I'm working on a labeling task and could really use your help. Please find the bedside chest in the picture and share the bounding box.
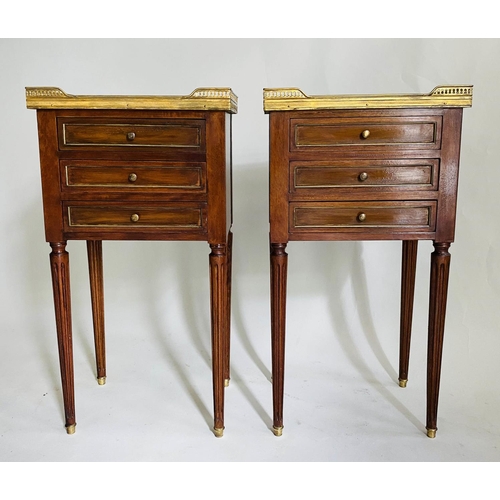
[264,86,472,438]
[26,87,237,437]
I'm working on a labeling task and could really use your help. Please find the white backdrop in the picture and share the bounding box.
[1,38,500,469]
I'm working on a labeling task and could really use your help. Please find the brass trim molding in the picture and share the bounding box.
[26,87,238,113]
[263,85,472,112]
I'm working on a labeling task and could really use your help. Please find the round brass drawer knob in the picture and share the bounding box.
[127,132,136,141]
[358,172,368,182]
[128,173,138,182]
[361,129,370,139]
[130,213,140,222]
[357,213,366,222]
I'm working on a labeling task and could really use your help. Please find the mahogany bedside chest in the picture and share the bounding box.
[26,87,237,437]
[264,85,472,438]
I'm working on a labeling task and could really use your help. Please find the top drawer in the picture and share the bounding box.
[57,117,205,152]
[290,116,442,151]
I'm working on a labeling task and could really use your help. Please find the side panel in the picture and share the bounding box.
[37,110,64,242]
[206,111,227,244]
[269,112,289,243]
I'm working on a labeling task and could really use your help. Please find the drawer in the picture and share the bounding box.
[290,159,439,193]
[58,118,205,151]
[61,160,206,193]
[290,116,442,151]
[289,201,436,233]
[64,203,207,231]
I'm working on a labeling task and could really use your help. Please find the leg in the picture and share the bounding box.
[49,242,76,434]
[270,242,288,436]
[87,240,106,385]
[399,240,418,388]
[209,243,227,437]
[224,230,233,387]
[426,242,451,438]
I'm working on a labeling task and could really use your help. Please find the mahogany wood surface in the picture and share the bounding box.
[87,240,106,383]
[268,104,467,438]
[399,240,418,386]
[289,112,442,151]
[224,230,233,384]
[49,242,75,432]
[426,242,451,435]
[290,159,439,193]
[62,122,203,149]
[62,161,206,193]
[209,243,228,434]
[65,204,206,230]
[270,243,288,434]
[57,115,206,152]
[33,106,233,436]
[289,201,436,233]
[292,119,438,149]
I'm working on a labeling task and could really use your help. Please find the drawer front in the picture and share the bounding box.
[58,118,205,151]
[290,201,436,233]
[65,203,206,231]
[61,160,206,192]
[290,159,439,193]
[290,116,442,151]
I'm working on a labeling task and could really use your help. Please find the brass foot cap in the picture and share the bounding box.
[66,424,76,435]
[213,427,224,438]
[398,379,408,388]
[224,378,230,388]
[97,376,106,386]
[272,426,283,437]
[426,428,437,438]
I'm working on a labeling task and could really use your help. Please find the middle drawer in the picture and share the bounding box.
[290,159,439,195]
[60,160,206,194]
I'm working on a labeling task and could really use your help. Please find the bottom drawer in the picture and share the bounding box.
[290,201,436,233]
[64,203,206,232]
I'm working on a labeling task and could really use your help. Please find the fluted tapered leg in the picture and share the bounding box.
[426,242,451,438]
[270,242,288,436]
[399,240,418,388]
[224,230,233,387]
[209,243,227,437]
[87,240,106,385]
[49,242,76,434]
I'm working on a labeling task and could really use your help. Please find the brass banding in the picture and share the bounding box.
[213,427,224,438]
[272,426,283,437]
[26,87,238,113]
[263,85,472,112]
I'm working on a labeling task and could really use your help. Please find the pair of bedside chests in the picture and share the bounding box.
[26,85,473,438]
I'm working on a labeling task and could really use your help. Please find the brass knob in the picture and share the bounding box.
[361,129,370,139]
[128,173,137,182]
[130,213,140,222]
[357,213,366,222]
[358,172,368,182]
[127,132,136,141]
